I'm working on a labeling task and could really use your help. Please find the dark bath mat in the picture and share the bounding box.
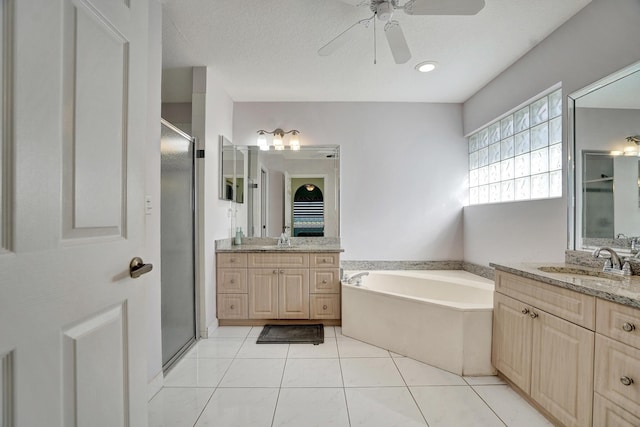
[256,324,324,345]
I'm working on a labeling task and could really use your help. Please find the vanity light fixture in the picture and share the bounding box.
[256,128,301,151]
[415,61,437,73]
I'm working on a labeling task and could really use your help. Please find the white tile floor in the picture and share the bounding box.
[148,326,553,427]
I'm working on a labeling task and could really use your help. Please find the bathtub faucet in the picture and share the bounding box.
[343,271,369,285]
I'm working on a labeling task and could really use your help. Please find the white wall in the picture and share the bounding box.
[195,68,234,334]
[233,102,467,261]
[462,0,640,266]
[145,0,163,384]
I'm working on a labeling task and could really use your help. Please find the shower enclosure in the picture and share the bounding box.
[160,119,197,370]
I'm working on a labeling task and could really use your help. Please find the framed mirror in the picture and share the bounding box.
[244,145,340,238]
[568,60,640,254]
[218,135,244,203]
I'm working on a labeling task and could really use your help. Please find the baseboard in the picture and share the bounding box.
[147,370,164,402]
[205,318,220,338]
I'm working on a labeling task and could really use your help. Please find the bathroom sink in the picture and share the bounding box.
[537,266,624,281]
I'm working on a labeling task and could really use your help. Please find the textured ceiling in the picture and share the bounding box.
[161,0,592,103]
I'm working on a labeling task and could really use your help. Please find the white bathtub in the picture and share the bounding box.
[341,270,495,376]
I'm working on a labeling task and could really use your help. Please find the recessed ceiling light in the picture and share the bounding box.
[415,61,437,73]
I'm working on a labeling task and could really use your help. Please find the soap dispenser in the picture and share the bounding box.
[234,227,242,245]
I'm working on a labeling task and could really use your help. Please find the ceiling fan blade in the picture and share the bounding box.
[384,21,411,64]
[318,17,372,56]
[404,0,485,15]
[334,0,370,6]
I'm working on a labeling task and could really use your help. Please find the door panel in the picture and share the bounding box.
[62,0,129,239]
[0,0,150,425]
[63,305,127,427]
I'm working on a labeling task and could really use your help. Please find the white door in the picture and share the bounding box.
[0,0,151,425]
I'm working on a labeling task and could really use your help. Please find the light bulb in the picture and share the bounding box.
[273,134,284,150]
[290,134,300,151]
[257,132,267,147]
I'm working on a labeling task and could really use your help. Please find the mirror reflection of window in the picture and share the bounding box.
[293,183,324,237]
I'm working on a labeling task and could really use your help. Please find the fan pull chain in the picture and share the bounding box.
[373,13,377,65]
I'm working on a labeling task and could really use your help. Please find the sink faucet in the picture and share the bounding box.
[593,247,630,276]
[343,271,369,285]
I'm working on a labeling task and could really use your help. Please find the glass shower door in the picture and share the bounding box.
[160,120,196,369]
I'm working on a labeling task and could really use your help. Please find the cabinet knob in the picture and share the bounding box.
[322,259,327,263]
[230,305,235,309]
[521,308,529,315]
[622,322,636,332]
[230,279,235,284]
[529,311,538,319]
[279,269,284,274]
[323,305,328,310]
[322,280,328,284]
[273,270,278,274]
[620,376,634,386]
[230,258,235,263]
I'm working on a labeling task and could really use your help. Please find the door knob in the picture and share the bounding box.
[130,257,153,278]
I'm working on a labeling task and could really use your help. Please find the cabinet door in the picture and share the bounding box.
[278,269,310,319]
[310,294,341,319]
[531,309,594,427]
[217,294,248,319]
[248,269,279,319]
[492,293,533,393]
[310,269,340,293]
[595,334,640,419]
[217,268,248,293]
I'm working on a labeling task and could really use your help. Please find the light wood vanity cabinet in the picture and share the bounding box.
[216,254,249,319]
[593,299,640,426]
[493,271,595,427]
[217,251,340,322]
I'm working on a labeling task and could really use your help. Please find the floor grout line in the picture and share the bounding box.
[153,327,549,427]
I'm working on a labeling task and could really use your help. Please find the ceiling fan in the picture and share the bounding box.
[318,0,485,64]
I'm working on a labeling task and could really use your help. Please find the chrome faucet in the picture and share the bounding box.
[343,271,369,285]
[616,234,640,254]
[593,247,631,276]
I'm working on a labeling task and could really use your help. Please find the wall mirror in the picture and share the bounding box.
[218,136,244,203]
[569,60,640,254]
[243,145,340,238]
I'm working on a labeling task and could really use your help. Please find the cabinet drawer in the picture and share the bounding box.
[309,253,339,268]
[217,268,248,293]
[217,294,248,319]
[310,294,340,319]
[597,299,640,349]
[217,253,248,268]
[248,253,309,268]
[310,269,340,293]
[595,334,640,418]
[593,393,640,427]
[495,271,595,330]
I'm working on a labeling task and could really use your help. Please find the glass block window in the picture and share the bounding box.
[468,88,562,205]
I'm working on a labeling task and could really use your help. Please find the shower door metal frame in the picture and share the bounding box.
[160,118,199,373]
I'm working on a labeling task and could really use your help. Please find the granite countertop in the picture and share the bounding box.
[491,262,640,309]
[215,237,343,253]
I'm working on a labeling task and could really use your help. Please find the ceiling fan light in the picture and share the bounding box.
[415,61,437,73]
